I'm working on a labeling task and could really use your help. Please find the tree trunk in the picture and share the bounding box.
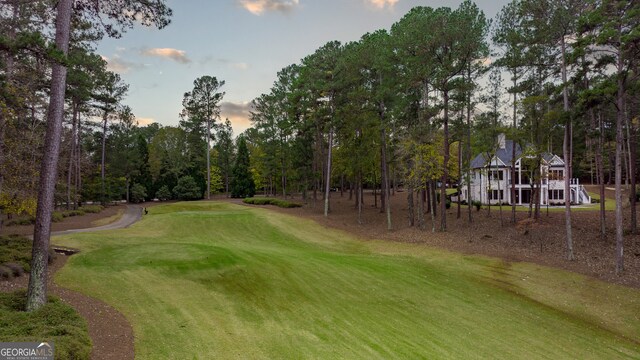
[27,0,73,311]
[408,182,415,227]
[67,102,78,210]
[101,112,108,205]
[599,116,606,240]
[418,189,426,230]
[511,74,518,224]
[357,175,363,225]
[441,90,450,231]
[429,182,436,233]
[206,118,211,200]
[425,180,431,214]
[324,127,333,217]
[380,123,391,230]
[627,108,637,234]
[457,142,461,219]
[466,64,473,223]
[561,37,574,261]
[615,54,625,274]
[497,168,503,227]
[75,118,82,208]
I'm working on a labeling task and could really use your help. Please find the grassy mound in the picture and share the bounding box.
[0,291,91,360]
[243,197,302,208]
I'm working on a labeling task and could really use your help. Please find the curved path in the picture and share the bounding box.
[52,204,142,236]
[50,205,142,360]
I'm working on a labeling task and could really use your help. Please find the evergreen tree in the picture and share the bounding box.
[231,136,255,198]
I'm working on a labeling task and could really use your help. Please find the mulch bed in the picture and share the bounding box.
[0,206,135,360]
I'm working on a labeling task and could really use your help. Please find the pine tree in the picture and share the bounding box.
[231,137,255,198]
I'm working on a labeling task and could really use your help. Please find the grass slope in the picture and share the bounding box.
[55,202,640,359]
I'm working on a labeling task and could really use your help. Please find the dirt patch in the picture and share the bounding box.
[239,189,640,289]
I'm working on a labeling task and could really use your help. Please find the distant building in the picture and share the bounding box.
[459,134,591,206]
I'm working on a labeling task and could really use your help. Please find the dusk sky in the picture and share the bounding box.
[97,0,510,135]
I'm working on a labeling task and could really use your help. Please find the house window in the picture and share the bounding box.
[489,170,504,180]
[549,170,564,180]
[489,190,503,200]
[548,189,565,200]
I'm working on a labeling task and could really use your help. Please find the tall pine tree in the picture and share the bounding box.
[231,136,255,198]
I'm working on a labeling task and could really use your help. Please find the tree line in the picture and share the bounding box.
[244,0,640,274]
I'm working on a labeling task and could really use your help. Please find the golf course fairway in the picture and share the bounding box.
[54,202,640,359]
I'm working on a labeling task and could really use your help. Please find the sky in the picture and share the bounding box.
[97,0,510,135]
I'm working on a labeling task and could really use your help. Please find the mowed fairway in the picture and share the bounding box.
[55,202,640,359]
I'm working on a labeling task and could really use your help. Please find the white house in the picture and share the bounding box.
[459,134,591,206]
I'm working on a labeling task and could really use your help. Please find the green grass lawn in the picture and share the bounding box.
[54,202,640,359]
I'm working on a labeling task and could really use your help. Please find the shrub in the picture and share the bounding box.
[243,198,303,208]
[173,176,202,201]
[51,212,64,222]
[0,236,32,272]
[5,217,35,226]
[3,263,24,277]
[0,265,12,280]
[61,209,86,218]
[156,185,172,201]
[80,205,103,213]
[0,235,56,273]
[445,199,451,209]
[130,183,147,203]
[472,200,482,211]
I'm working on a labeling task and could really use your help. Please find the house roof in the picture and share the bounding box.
[470,140,565,169]
[470,140,521,168]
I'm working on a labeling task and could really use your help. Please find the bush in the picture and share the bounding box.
[173,176,202,201]
[243,198,303,208]
[472,200,482,211]
[446,199,451,209]
[51,212,64,223]
[61,209,86,218]
[130,183,147,204]
[3,263,24,277]
[5,205,102,227]
[0,235,56,274]
[80,205,103,213]
[4,217,35,226]
[156,185,172,201]
[0,265,12,280]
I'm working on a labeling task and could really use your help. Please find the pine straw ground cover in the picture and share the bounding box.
[54,202,639,359]
[0,236,91,360]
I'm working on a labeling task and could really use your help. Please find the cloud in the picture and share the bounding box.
[220,101,252,134]
[230,62,249,70]
[137,117,156,126]
[238,0,300,15]
[101,55,142,74]
[200,57,250,71]
[140,48,191,64]
[366,0,398,9]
